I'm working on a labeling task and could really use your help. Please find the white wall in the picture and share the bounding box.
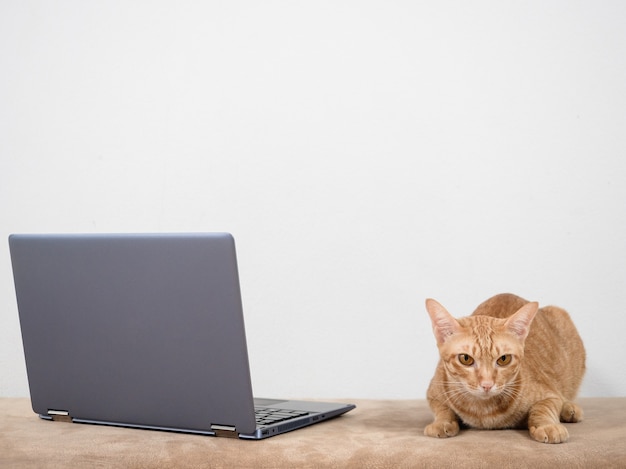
[2,1,625,399]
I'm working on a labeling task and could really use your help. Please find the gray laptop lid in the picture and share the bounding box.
[9,233,257,434]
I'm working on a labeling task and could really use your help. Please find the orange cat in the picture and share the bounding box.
[424,293,585,444]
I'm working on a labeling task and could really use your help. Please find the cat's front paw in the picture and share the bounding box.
[424,420,460,438]
[529,423,569,444]
[560,401,583,423]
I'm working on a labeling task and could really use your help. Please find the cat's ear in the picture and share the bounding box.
[425,298,461,344]
[504,302,539,341]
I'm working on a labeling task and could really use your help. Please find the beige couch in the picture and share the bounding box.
[1,397,624,468]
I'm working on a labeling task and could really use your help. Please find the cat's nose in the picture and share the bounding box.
[481,382,494,392]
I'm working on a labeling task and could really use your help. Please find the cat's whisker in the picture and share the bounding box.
[429,380,472,402]
[500,386,521,400]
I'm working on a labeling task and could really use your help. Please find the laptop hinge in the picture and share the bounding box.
[48,410,73,423]
[211,424,238,438]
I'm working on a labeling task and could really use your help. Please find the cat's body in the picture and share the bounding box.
[425,293,585,443]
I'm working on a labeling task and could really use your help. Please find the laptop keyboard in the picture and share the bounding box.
[255,407,309,427]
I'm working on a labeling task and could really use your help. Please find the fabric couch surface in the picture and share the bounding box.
[1,397,624,468]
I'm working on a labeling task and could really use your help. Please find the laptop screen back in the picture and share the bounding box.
[10,233,257,434]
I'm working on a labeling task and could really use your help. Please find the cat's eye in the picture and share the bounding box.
[458,354,474,366]
[496,354,512,366]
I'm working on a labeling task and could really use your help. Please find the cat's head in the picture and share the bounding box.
[425,298,538,400]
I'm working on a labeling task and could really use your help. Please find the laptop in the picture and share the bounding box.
[9,232,355,439]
